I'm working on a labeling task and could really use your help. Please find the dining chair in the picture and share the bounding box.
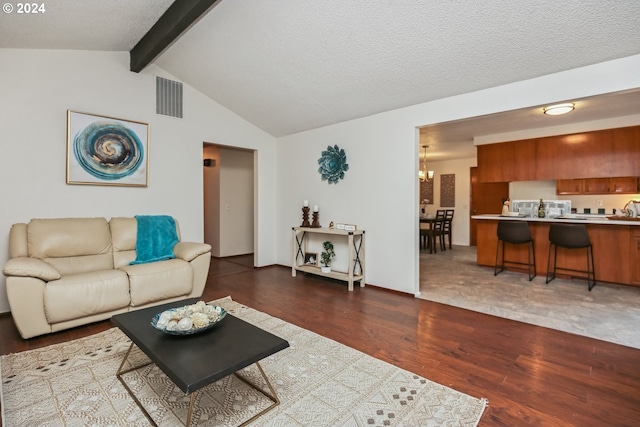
[443,209,454,250]
[419,216,432,251]
[424,210,446,253]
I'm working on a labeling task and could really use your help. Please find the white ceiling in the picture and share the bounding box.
[0,0,174,51]
[2,0,640,159]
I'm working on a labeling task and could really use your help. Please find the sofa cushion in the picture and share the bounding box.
[120,258,192,307]
[28,218,114,275]
[44,270,130,324]
[28,218,112,258]
[110,217,137,268]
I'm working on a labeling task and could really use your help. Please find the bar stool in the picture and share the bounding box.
[494,221,536,281]
[546,223,596,291]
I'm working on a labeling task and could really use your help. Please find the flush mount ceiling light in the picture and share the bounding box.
[543,102,575,116]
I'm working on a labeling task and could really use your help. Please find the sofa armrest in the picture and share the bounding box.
[173,242,212,262]
[6,276,51,339]
[3,257,61,281]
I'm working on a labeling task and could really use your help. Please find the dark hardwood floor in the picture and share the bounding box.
[2,255,639,426]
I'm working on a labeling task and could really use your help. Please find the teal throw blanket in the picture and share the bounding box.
[130,215,179,265]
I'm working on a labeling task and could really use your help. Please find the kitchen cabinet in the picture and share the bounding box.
[538,131,612,180]
[478,125,640,183]
[611,176,639,193]
[475,218,635,287]
[477,143,508,182]
[632,229,640,285]
[611,126,640,175]
[583,178,610,194]
[476,139,536,182]
[556,176,639,195]
[556,179,583,195]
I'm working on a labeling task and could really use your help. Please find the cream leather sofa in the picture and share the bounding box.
[2,217,212,339]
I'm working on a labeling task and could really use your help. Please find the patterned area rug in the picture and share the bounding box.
[1,297,487,426]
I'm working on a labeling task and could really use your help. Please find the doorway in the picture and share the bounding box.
[203,143,256,264]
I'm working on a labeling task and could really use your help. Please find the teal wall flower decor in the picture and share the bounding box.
[318,145,349,184]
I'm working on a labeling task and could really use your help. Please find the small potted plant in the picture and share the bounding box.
[320,240,335,273]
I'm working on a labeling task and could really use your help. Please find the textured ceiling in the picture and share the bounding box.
[155,0,640,136]
[0,0,174,51]
[2,0,640,158]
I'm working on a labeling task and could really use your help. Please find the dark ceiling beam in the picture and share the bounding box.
[130,0,223,73]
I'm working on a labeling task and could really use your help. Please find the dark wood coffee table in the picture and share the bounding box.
[111,298,289,427]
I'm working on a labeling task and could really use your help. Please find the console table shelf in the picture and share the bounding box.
[291,226,365,291]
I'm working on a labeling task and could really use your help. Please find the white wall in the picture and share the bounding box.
[276,54,640,296]
[0,49,277,313]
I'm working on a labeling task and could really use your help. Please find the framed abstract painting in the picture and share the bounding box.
[66,110,149,187]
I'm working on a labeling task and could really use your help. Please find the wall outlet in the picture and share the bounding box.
[596,200,603,207]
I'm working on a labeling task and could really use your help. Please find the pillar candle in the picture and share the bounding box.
[313,205,319,212]
[303,200,309,207]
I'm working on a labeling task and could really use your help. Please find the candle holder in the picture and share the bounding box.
[301,206,311,227]
[311,211,321,228]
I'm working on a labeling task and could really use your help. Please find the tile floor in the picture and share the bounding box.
[418,245,640,349]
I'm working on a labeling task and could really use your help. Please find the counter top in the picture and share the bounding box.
[471,214,640,226]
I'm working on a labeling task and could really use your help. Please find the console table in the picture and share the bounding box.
[291,226,365,291]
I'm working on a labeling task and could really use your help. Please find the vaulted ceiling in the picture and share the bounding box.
[2,0,640,159]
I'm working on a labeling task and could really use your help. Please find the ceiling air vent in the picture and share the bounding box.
[156,76,183,118]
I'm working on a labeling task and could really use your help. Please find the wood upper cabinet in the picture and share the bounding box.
[610,126,640,175]
[583,178,610,194]
[538,130,613,179]
[556,179,583,194]
[611,176,639,193]
[477,143,509,182]
[478,125,640,183]
[556,176,639,195]
[477,138,536,182]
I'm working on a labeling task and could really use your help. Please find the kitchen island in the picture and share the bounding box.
[472,214,640,287]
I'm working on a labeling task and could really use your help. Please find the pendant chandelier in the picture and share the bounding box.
[419,145,434,182]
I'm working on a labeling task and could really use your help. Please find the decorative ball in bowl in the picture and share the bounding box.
[151,301,226,335]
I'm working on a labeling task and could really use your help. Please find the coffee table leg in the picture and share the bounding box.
[234,362,280,426]
[185,393,197,427]
[117,346,278,427]
[116,343,159,426]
